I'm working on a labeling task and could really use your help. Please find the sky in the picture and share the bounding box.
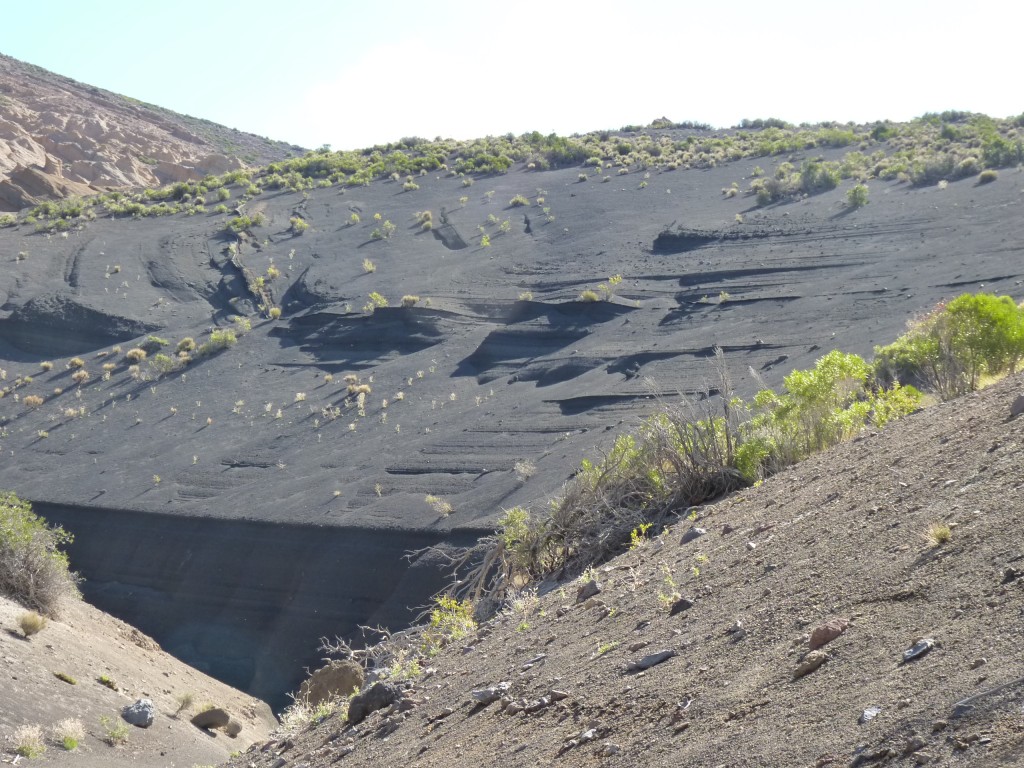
[3,0,1023,151]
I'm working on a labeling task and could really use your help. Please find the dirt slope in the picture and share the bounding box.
[0,593,277,766]
[225,373,1024,768]
[0,54,303,210]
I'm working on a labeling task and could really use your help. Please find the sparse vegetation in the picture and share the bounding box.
[173,691,195,717]
[19,610,48,637]
[54,671,77,684]
[100,715,130,746]
[13,724,45,757]
[1,492,78,615]
[926,522,952,546]
[978,169,998,184]
[51,718,85,751]
[847,183,869,208]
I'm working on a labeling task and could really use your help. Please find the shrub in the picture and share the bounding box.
[13,724,45,757]
[978,169,999,184]
[349,212,360,226]
[176,337,196,353]
[579,289,600,302]
[98,674,118,690]
[124,347,147,363]
[71,370,90,384]
[362,258,376,273]
[509,194,530,207]
[173,692,195,717]
[67,357,85,369]
[39,361,53,372]
[847,183,869,208]
[51,718,85,751]
[0,213,16,227]
[420,596,475,656]
[269,307,282,320]
[100,715,129,746]
[290,216,309,233]
[926,522,952,546]
[54,671,77,684]
[19,610,48,636]
[363,292,388,314]
[197,329,237,357]
[1,492,78,615]
[401,295,420,307]
[874,293,1024,399]
[23,395,44,408]
[148,353,178,375]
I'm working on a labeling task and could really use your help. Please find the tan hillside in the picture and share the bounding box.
[0,53,302,211]
[225,373,1024,768]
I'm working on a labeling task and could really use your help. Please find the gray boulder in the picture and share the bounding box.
[121,698,156,728]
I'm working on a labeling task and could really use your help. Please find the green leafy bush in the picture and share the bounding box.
[846,183,869,208]
[0,492,78,615]
[875,293,1024,399]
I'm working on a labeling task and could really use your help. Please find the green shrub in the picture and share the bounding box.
[197,329,237,357]
[19,610,48,636]
[0,214,16,227]
[13,724,45,757]
[578,289,600,302]
[290,216,309,233]
[978,169,999,184]
[509,194,530,207]
[1,492,78,615]
[420,596,476,655]
[875,292,1024,399]
[846,183,869,208]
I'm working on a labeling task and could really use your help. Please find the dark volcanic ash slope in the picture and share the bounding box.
[1,151,1023,707]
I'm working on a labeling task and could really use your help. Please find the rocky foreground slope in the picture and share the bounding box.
[226,373,1024,768]
[0,53,302,210]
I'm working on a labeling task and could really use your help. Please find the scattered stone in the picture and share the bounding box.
[626,649,676,672]
[1010,394,1024,418]
[299,660,365,706]
[191,707,231,730]
[859,706,882,724]
[524,696,552,713]
[793,650,828,680]
[904,736,927,755]
[347,682,400,725]
[669,597,694,616]
[727,620,744,634]
[576,580,602,603]
[902,638,936,663]
[628,640,650,652]
[121,698,156,728]
[471,682,511,705]
[746,542,757,551]
[970,657,987,670]
[549,689,569,702]
[932,720,947,732]
[582,597,606,610]
[681,527,707,544]
[809,618,850,650]
[224,719,243,737]
[433,707,454,720]
[721,524,734,535]
[1001,567,1022,584]
[914,752,933,765]
[521,653,547,670]
[599,743,622,756]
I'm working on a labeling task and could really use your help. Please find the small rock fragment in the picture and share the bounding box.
[347,682,400,725]
[471,682,511,705]
[576,580,601,603]
[721,524,734,535]
[681,527,707,544]
[627,640,650,653]
[793,650,828,680]
[970,657,987,670]
[669,597,694,616]
[902,638,936,663]
[626,649,676,672]
[746,542,757,551]
[599,743,622,756]
[809,618,850,650]
[859,705,882,724]
[904,736,927,755]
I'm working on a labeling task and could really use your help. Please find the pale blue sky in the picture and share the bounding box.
[3,0,1022,150]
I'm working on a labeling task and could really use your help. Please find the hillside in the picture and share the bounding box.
[0,592,277,766]
[0,53,303,211]
[1,113,1023,713]
[224,371,1024,768]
